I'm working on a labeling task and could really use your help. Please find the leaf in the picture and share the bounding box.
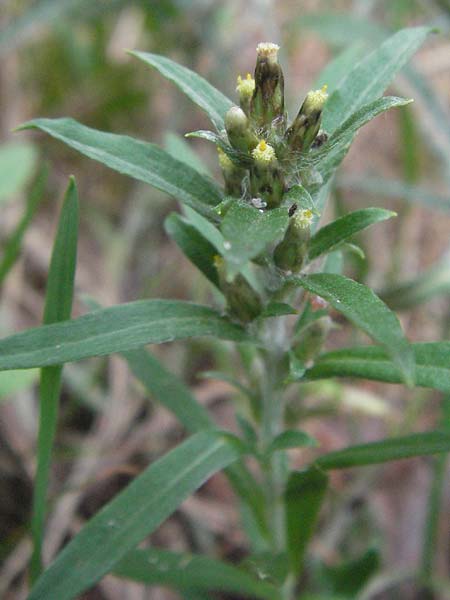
[268,430,318,453]
[293,12,385,47]
[113,547,280,599]
[0,300,249,371]
[221,202,289,280]
[323,26,432,133]
[19,118,222,218]
[164,131,210,176]
[318,548,380,596]
[314,97,412,182]
[164,213,220,289]
[122,348,212,433]
[284,185,319,214]
[28,431,243,600]
[293,274,415,386]
[30,177,79,581]
[316,431,450,470]
[130,51,234,131]
[261,302,297,317]
[0,165,47,285]
[309,207,396,260]
[0,141,38,204]
[314,44,367,93]
[304,342,450,393]
[285,468,328,575]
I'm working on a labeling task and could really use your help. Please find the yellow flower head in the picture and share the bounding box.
[236,73,255,98]
[293,209,314,230]
[217,146,233,171]
[252,140,276,164]
[303,85,329,114]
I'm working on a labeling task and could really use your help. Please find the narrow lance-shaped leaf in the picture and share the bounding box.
[285,468,328,576]
[31,177,79,581]
[309,207,396,260]
[304,342,450,393]
[114,547,280,600]
[0,300,249,371]
[316,431,450,470]
[19,118,222,218]
[293,274,415,386]
[130,51,234,131]
[28,431,243,600]
[323,26,431,132]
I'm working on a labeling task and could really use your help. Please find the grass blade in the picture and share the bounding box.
[28,431,243,600]
[30,177,79,581]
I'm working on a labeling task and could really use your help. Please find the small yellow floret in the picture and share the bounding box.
[304,85,329,113]
[256,42,280,60]
[252,140,276,164]
[236,73,255,97]
[294,209,314,229]
[217,146,233,171]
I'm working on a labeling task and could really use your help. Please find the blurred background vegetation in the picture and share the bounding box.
[0,1,449,599]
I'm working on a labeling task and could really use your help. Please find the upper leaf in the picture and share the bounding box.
[294,274,415,386]
[28,431,243,600]
[305,342,450,392]
[309,207,396,260]
[20,118,222,218]
[323,26,431,132]
[130,51,234,131]
[316,431,450,469]
[221,202,289,280]
[0,300,249,370]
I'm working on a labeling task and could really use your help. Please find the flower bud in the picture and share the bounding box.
[250,140,284,208]
[217,147,246,196]
[251,42,285,130]
[285,85,328,152]
[293,316,333,364]
[225,106,259,154]
[214,256,262,323]
[273,208,313,271]
[236,73,255,115]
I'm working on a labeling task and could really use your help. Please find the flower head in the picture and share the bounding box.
[252,140,276,164]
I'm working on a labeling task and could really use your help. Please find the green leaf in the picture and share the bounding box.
[19,118,221,218]
[113,547,280,599]
[323,26,432,132]
[0,165,47,285]
[314,97,412,181]
[317,548,380,596]
[284,185,319,214]
[0,141,38,204]
[316,431,450,470]
[285,468,328,575]
[309,207,396,260]
[0,368,39,401]
[221,202,289,279]
[164,131,210,176]
[164,213,220,289]
[304,342,450,393]
[268,430,318,453]
[31,177,79,581]
[261,302,297,317]
[314,44,366,93]
[293,274,415,386]
[130,51,234,131]
[122,348,212,433]
[28,431,243,600]
[0,300,249,371]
